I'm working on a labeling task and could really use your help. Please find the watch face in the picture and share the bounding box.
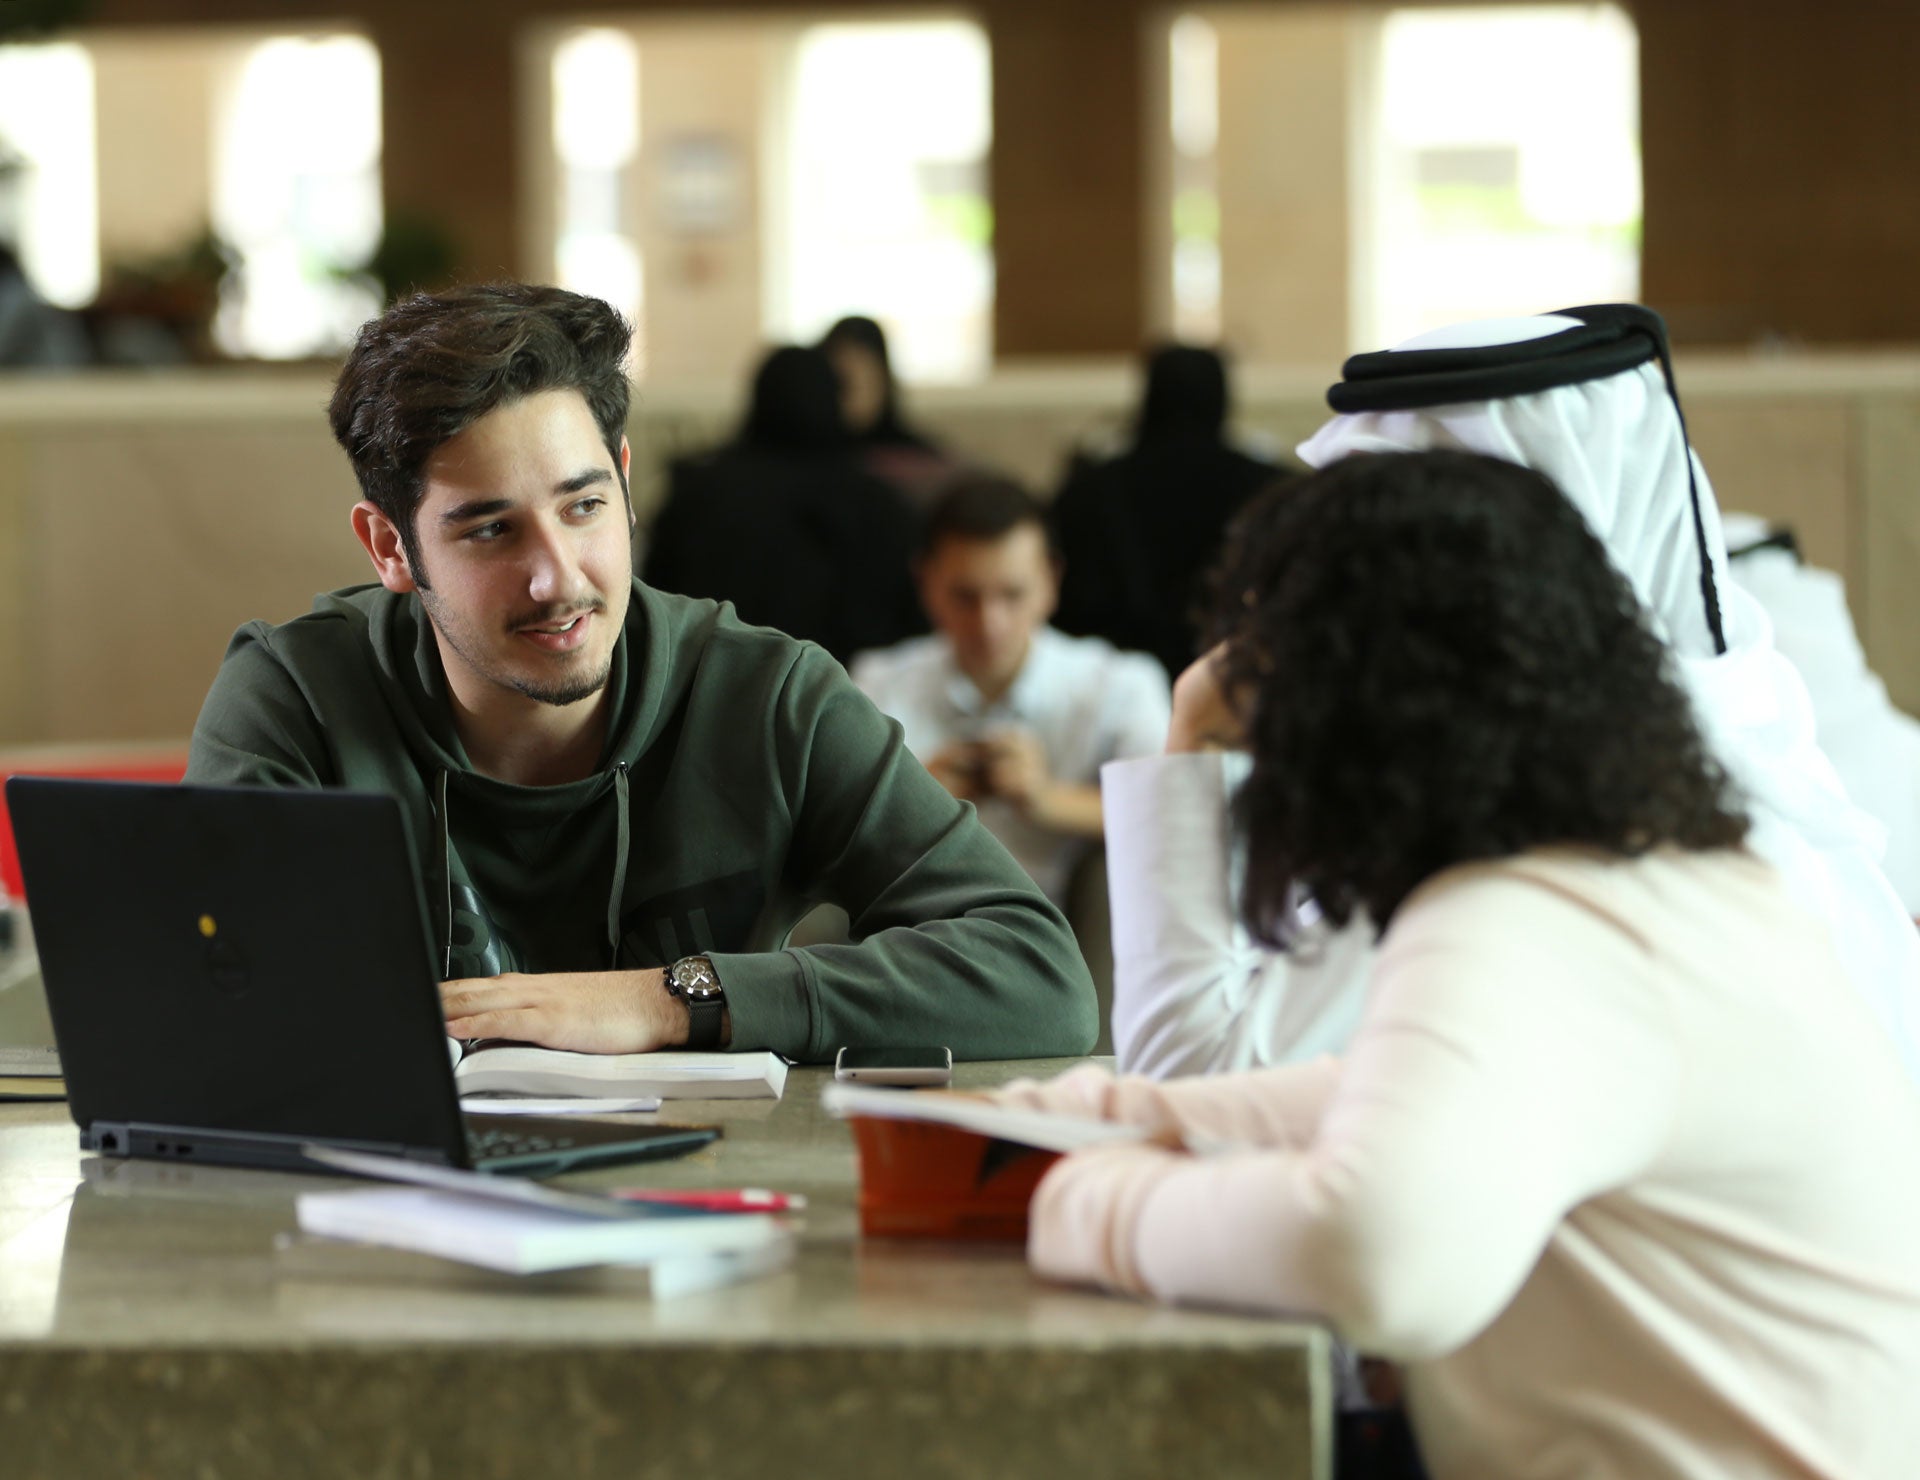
[672,957,722,1000]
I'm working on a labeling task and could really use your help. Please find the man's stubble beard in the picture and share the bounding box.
[418,587,614,709]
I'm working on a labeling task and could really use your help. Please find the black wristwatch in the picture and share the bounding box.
[665,954,726,1050]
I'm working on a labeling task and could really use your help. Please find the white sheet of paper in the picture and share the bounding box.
[459,1096,662,1116]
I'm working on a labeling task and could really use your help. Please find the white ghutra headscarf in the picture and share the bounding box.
[1298,307,1920,1082]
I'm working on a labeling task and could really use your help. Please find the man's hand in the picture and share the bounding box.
[1166,644,1248,754]
[441,968,709,1054]
[924,739,985,800]
[977,727,1051,808]
[980,727,1106,838]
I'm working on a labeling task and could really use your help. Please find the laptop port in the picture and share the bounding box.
[175,1143,193,1156]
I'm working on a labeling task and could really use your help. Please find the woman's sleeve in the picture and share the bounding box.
[995,1057,1342,1149]
[1030,871,1681,1360]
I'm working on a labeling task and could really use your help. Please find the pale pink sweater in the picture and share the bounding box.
[1005,848,1920,1480]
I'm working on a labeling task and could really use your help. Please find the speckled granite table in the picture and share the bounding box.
[0,1059,1332,1480]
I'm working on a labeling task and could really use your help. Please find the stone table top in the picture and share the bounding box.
[0,1059,1332,1480]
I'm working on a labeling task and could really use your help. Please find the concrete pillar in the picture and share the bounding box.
[1638,3,1920,344]
[1211,5,1376,367]
[368,11,522,284]
[986,0,1149,358]
[632,22,783,384]
[87,33,233,264]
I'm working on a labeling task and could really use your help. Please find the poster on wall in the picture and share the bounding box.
[658,133,743,236]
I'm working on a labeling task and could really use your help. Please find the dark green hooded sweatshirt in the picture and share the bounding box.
[185,580,1098,1062]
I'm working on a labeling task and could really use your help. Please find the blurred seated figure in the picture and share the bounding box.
[642,344,923,665]
[851,475,1169,907]
[1003,451,1920,1480]
[0,245,88,369]
[1051,344,1289,680]
[820,314,959,507]
[1724,514,1920,912]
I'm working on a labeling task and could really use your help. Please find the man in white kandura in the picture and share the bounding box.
[1721,513,1920,914]
[1106,304,1920,1085]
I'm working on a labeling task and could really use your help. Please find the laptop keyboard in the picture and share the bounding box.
[466,1123,583,1160]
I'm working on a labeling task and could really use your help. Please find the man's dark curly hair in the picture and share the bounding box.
[1207,449,1749,946]
[327,283,632,585]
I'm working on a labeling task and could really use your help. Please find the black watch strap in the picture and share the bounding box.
[685,993,724,1051]
[668,955,726,1051]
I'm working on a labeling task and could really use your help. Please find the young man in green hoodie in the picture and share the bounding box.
[186,284,1097,1063]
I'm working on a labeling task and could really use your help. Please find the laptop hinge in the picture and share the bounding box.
[83,1120,455,1172]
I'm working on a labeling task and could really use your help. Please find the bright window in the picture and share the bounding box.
[774,19,993,382]
[212,34,383,358]
[1366,4,1639,346]
[552,28,643,332]
[1167,14,1221,344]
[0,42,99,309]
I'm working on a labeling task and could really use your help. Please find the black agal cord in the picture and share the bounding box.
[1325,304,1728,656]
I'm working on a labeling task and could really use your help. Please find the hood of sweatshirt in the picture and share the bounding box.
[314,579,693,977]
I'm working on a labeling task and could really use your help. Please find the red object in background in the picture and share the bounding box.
[847,1115,1061,1241]
[0,746,190,901]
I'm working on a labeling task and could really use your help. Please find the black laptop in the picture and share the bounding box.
[4,776,717,1178]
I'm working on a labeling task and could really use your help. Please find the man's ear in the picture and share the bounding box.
[620,436,635,528]
[351,501,419,594]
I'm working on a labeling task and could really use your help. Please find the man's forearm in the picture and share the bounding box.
[1027,782,1106,838]
[440,967,732,1053]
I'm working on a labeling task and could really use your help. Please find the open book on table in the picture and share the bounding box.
[451,1040,788,1101]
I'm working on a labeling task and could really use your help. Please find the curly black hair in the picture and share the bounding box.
[1206,449,1749,946]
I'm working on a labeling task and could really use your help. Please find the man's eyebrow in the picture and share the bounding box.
[556,468,614,496]
[437,470,612,525]
[440,498,512,525]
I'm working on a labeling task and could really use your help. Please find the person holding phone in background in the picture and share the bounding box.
[851,475,1170,909]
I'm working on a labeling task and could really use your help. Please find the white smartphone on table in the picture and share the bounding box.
[833,1046,954,1087]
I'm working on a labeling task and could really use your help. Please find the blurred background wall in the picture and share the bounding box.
[3,0,1919,742]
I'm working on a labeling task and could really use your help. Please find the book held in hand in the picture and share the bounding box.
[821,1083,1147,1243]
[452,1042,788,1101]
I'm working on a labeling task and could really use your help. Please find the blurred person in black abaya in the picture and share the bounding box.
[820,315,960,507]
[1051,344,1291,680]
[642,344,925,665]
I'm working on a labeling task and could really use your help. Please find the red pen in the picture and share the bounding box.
[611,1188,806,1213]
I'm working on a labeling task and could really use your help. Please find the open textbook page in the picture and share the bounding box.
[821,1082,1150,1154]
[450,1040,788,1100]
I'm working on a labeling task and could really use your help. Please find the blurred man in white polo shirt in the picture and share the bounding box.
[853,476,1171,906]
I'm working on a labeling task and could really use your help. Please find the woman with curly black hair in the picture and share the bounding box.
[1216,448,1748,945]
[997,451,1920,1480]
